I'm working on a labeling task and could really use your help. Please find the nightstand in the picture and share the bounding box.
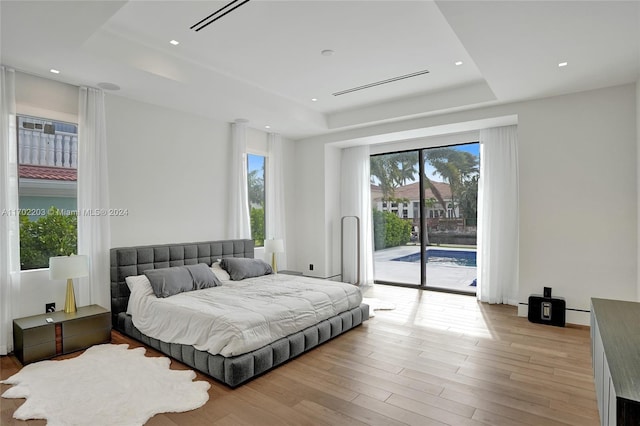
[13,305,111,364]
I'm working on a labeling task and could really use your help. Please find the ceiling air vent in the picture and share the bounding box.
[332,69,430,96]
[191,0,252,32]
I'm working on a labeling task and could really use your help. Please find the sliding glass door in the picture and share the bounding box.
[371,151,421,285]
[370,143,479,294]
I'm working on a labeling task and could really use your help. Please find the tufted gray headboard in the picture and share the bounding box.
[110,239,254,328]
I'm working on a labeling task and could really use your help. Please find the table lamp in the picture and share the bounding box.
[49,255,89,313]
[264,239,284,273]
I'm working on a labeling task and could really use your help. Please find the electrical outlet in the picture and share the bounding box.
[309,264,314,271]
[45,302,55,313]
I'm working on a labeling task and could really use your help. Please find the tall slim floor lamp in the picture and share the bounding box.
[49,255,89,313]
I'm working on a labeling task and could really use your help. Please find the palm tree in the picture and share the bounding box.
[247,169,264,208]
[396,152,418,185]
[459,175,478,224]
[370,156,395,203]
[371,153,417,203]
[424,148,478,218]
[424,174,448,215]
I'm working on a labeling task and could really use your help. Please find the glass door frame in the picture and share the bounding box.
[371,142,479,296]
[418,149,427,288]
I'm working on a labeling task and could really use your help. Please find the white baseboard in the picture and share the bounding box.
[517,303,590,326]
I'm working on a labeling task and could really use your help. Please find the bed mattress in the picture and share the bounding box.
[129,273,363,357]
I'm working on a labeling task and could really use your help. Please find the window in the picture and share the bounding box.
[247,153,265,247]
[17,115,78,270]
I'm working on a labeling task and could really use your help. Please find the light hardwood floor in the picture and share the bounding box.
[1,285,599,425]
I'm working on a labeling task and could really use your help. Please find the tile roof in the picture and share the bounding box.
[371,181,452,201]
[19,164,77,181]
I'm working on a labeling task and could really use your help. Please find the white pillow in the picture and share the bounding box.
[125,274,150,291]
[211,261,231,282]
[124,274,154,315]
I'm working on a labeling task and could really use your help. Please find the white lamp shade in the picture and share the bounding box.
[264,239,284,253]
[49,255,89,280]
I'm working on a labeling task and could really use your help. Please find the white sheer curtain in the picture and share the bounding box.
[0,66,20,354]
[341,145,374,287]
[77,87,111,309]
[477,125,519,304]
[228,120,251,239]
[266,132,287,269]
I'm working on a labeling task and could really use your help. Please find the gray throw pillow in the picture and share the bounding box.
[144,266,194,298]
[184,263,221,289]
[220,258,273,281]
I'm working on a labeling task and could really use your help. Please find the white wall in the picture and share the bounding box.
[17,270,70,319]
[106,94,296,249]
[15,72,78,123]
[516,85,636,315]
[293,139,327,276]
[290,142,343,279]
[294,84,638,324]
[281,135,296,270]
[325,144,342,279]
[106,94,297,250]
[106,94,232,247]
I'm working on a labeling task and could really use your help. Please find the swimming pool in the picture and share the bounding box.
[392,249,477,267]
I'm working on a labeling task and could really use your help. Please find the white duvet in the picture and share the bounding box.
[128,273,363,357]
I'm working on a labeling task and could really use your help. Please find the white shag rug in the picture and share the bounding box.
[1,344,210,426]
[363,297,396,317]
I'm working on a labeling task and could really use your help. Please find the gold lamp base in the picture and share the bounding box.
[64,278,77,313]
[271,252,278,274]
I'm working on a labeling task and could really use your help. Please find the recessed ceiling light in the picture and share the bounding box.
[455,61,463,66]
[170,40,180,46]
[558,61,568,67]
[265,125,271,129]
[321,49,335,57]
[50,69,60,74]
[311,98,318,102]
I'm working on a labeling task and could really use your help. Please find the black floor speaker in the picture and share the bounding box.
[528,296,566,327]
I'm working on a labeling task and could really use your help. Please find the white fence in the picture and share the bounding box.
[18,129,78,168]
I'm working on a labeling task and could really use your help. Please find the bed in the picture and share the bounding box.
[110,239,369,387]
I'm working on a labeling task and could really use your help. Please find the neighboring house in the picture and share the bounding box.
[17,116,77,220]
[371,181,459,222]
